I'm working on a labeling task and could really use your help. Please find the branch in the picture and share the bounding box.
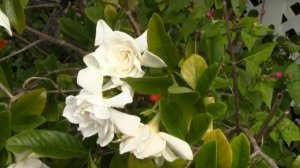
[241,128,279,168]
[255,92,284,140]
[0,40,43,62]
[263,110,289,137]
[222,0,241,131]
[25,26,88,55]
[125,10,142,36]
[0,82,13,99]
[13,33,49,56]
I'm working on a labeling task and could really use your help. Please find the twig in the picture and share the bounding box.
[0,40,43,62]
[47,89,80,94]
[263,111,289,138]
[259,0,266,23]
[125,10,142,36]
[26,3,59,9]
[241,128,279,168]
[194,28,200,54]
[25,26,87,55]
[223,0,241,132]
[13,33,49,56]
[255,92,284,140]
[0,82,13,99]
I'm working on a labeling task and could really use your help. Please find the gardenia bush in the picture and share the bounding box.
[1,0,300,168]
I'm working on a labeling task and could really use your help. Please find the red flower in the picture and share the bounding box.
[206,10,214,20]
[274,72,283,79]
[0,40,7,49]
[149,94,160,103]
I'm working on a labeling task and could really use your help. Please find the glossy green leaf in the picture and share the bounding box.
[11,115,46,132]
[206,102,227,119]
[0,109,10,149]
[110,153,128,168]
[187,114,213,144]
[195,141,217,168]
[52,119,71,133]
[4,0,25,33]
[230,133,250,168]
[288,81,300,105]
[241,31,258,51]
[168,85,200,103]
[161,159,187,168]
[196,64,219,96]
[181,54,207,89]
[11,88,47,118]
[127,154,155,168]
[231,0,247,17]
[58,18,91,41]
[6,130,88,159]
[278,118,300,146]
[85,6,104,23]
[251,82,273,108]
[148,14,179,69]
[293,155,300,168]
[104,4,117,26]
[246,60,261,79]
[204,129,232,168]
[122,75,172,94]
[286,63,300,82]
[243,43,275,65]
[206,35,226,64]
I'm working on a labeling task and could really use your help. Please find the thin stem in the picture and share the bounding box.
[13,33,49,56]
[255,92,284,140]
[241,128,278,168]
[25,26,87,55]
[263,110,289,137]
[223,0,240,132]
[0,82,13,99]
[126,10,142,36]
[0,40,43,62]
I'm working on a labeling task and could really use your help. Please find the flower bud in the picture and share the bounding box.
[274,72,283,79]
[150,94,160,103]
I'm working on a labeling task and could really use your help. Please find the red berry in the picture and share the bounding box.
[274,72,283,79]
[149,94,160,103]
[0,40,7,49]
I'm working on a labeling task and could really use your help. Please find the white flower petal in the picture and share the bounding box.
[110,109,140,136]
[158,132,193,160]
[77,67,103,94]
[95,20,113,46]
[97,122,114,147]
[140,51,167,68]
[137,134,166,159]
[83,52,99,69]
[135,30,147,51]
[102,80,118,91]
[0,10,12,36]
[161,146,177,162]
[105,84,133,108]
[63,96,79,123]
[23,158,49,168]
[119,137,139,154]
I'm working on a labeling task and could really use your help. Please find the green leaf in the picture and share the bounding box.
[88,151,99,168]
[245,60,261,79]
[204,129,232,168]
[4,0,25,33]
[58,18,91,41]
[241,31,258,51]
[122,75,172,94]
[168,85,200,103]
[293,156,300,168]
[196,64,219,96]
[6,130,88,159]
[187,114,213,144]
[242,43,275,65]
[20,0,29,8]
[104,4,117,26]
[85,6,104,23]
[206,35,226,64]
[11,115,46,132]
[52,119,71,133]
[110,154,128,168]
[0,109,10,149]
[286,63,300,82]
[251,82,273,108]
[161,159,187,168]
[288,81,300,105]
[230,133,250,168]
[206,102,227,119]
[11,88,47,118]
[148,14,179,69]
[181,54,207,89]
[195,141,217,168]
[278,118,300,146]
[231,0,247,17]
[127,154,155,168]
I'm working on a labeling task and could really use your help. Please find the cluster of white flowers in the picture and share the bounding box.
[63,20,193,161]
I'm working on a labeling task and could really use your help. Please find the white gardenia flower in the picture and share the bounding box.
[119,123,193,162]
[8,152,49,168]
[0,10,12,36]
[63,67,140,146]
[84,19,166,89]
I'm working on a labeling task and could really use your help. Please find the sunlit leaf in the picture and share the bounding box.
[195,141,217,168]
[230,133,250,168]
